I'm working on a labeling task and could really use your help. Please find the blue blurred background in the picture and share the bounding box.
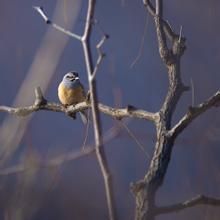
[0,0,220,219]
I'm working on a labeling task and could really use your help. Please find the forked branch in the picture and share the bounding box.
[143,0,177,41]
[33,6,81,40]
[36,1,117,219]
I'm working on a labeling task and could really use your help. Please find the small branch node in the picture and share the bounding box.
[34,87,47,106]
[33,6,50,23]
[188,106,195,114]
[130,180,146,195]
[127,105,137,113]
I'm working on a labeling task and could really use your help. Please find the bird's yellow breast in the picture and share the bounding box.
[58,83,85,105]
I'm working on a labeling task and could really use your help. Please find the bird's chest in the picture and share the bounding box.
[58,83,85,105]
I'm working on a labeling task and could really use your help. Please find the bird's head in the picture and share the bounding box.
[62,71,81,89]
[63,71,79,82]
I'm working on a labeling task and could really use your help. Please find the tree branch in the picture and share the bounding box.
[92,34,108,78]
[143,0,177,41]
[169,90,220,138]
[156,195,220,215]
[0,88,157,122]
[78,1,117,219]
[132,1,188,219]
[34,2,117,217]
[33,6,81,41]
[154,0,173,65]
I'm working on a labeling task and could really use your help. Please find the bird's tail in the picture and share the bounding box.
[79,110,88,124]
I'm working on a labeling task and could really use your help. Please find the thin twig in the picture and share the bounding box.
[154,0,173,64]
[33,6,81,41]
[82,109,91,151]
[143,0,176,41]
[92,34,108,78]
[119,121,150,158]
[178,25,183,43]
[169,90,220,138]
[130,13,149,68]
[81,1,117,219]
[190,77,195,106]
[156,195,220,215]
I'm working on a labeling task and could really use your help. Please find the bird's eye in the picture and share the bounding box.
[66,75,74,80]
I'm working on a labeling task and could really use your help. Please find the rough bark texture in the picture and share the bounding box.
[131,1,195,220]
[1,1,220,220]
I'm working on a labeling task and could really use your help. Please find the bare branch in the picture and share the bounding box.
[98,104,157,122]
[169,90,220,138]
[155,0,162,16]
[92,34,108,78]
[154,0,173,64]
[133,1,188,219]
[33,6,81,41]
[178,26,183,43]
[143,0,177,41]
[81,1,117,219]
[34,87,47,106]
[0,88,157,123]
[156,195,220,215]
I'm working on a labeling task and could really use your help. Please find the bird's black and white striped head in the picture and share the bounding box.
[62,71,81,89]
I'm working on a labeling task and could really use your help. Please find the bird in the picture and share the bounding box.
[58,71,88,124]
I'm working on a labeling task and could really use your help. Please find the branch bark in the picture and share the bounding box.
[1,2,219,220]
[0,88,157,122]
[169,91,220,138]
[80,1,118,219]
[143,0,178,41]
[156,195,220,215]
[132,1,219,220]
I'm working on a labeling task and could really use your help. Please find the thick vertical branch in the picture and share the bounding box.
[82,1,117,219]
[132,1,188,219]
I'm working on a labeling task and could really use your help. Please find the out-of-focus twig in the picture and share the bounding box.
[0,122,123,176]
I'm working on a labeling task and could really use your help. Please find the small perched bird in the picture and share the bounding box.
[58,71,88,124]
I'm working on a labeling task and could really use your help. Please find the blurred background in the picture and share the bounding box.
[0,0,220,219]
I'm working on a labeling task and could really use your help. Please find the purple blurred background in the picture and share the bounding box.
[0,0,220,219]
